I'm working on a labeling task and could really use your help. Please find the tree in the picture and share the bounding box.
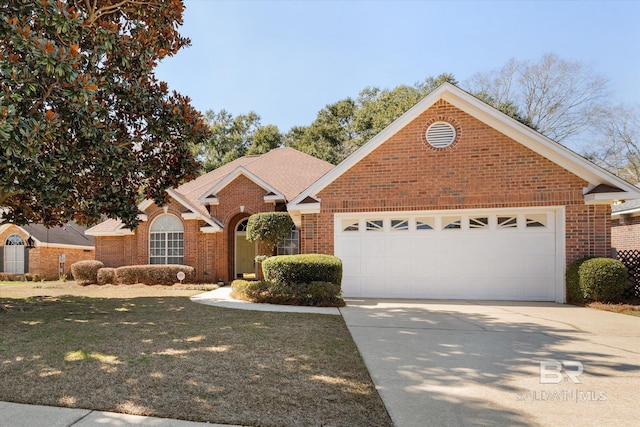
[0,0,208,228]
[286,73,459,164]
[285,98,358,164]
[465,53,609,143]
[246,212,293,256]
[193,110,283,171]
[584,105,640,184]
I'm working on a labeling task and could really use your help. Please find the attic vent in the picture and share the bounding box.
[425,121,456,148]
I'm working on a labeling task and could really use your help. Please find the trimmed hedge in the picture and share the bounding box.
[97,268,116,285]
[579,258,626,302]
[71,260,105,285]
[114,265,196,285]
[566,256,593,304]
[231,279,345,307]
[262,254,342,285]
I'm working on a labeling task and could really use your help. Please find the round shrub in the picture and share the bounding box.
[262,254,342,285]
[579,258,626,302]
[71,260,105,285]
[97,268,116,285]
[566,256,593,304]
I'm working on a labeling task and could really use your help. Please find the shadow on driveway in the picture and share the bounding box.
[341,299,640,427]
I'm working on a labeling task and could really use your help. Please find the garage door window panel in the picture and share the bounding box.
[342,220,360,232]
[469,217,489,229]
[498,216,518,229]
[366,220,384,232]
[526,214,547,228]
[416,218,435,230]
[391,219,409,231]
[443,217,462,230]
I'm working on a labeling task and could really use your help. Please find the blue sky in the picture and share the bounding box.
[156,0,640,134]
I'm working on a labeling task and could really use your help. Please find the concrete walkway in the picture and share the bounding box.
[0,401,243,427]
[190,286,341,315]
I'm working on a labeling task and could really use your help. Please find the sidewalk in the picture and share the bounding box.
[0,401,243,427]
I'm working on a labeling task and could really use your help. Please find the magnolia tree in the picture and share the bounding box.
[0,0,209,227]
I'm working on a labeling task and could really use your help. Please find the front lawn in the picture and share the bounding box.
[0,284,392,426]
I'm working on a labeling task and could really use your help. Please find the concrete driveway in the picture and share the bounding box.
[341,300,640,427]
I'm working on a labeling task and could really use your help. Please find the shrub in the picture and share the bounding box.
[579,258,626,302]
[97,268,116,285]
[262,254,342,285]
[246,212,294,253]
[114,265,195,285]
[566,256,593,304]
[71,260,105,285]
[231,279,344,307]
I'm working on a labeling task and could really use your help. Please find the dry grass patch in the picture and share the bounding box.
[588,301,640,317]
[0,287,391,426]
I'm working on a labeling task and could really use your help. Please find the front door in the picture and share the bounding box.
[235,219,256,278]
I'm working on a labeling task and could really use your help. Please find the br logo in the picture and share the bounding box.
[540,360,584,384]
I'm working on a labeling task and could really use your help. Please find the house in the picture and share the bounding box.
[86,147,334,282]
[287,83,640,303]
[0,221,95,280]
[611,200,640,251]
[89,83,640,302]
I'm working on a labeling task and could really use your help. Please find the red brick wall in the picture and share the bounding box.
[304,100,611,264]
[0,224,94,280]
[612,216,640,251]
[94,175,276,282]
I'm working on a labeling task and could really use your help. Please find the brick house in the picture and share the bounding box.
[287,83,639,302]
[86,148,334,283]
[89,83,639,302]
[611,200,640,251]
[0,222,95,280]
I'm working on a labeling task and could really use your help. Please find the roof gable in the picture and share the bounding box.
[1,222,95,248]
[289,83,640,210]
[198,167,285,204]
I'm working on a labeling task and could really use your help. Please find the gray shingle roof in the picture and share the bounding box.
[20,222,95,247]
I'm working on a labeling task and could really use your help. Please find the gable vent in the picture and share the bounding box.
[425,121,456,148]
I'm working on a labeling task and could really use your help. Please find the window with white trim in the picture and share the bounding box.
[149,214,184,264]
[277,225,300,255]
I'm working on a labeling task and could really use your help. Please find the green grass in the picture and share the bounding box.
[0,294,391,427]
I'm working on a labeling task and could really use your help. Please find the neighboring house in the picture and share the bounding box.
[86,147,334,282]
[89,83,640,302]
[611,200,640,251]
[0,221,95,280]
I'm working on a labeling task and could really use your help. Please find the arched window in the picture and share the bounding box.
[149,214,184,265]
[4,234,25,274]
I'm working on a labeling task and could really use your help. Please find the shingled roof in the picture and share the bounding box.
[87,147,334,235]
[0,221,94,248]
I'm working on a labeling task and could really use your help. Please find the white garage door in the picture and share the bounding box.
[335,209,561,301]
